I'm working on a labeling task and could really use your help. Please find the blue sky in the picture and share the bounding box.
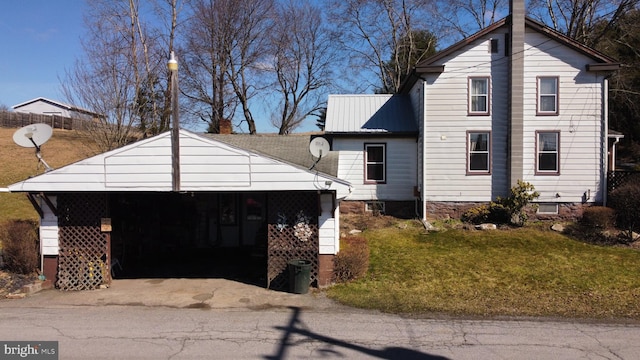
[0,1,85,109]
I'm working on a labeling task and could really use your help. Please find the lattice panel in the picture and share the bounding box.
[57,193,108,290]
[608,171,640,192]
[267,192,319,290]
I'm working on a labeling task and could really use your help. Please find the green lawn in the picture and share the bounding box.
[327,221,640,319]
[0,128,98,223]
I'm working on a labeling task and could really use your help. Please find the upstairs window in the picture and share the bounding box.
[537,77,559,115]
[536,131,560,174]
[468,131,491,174]
[365,143,386,183]
[469,77,490,115]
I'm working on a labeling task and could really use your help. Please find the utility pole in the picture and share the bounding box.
[169,52,180,191]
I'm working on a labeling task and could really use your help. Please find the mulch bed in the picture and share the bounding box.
[0,271,36,298]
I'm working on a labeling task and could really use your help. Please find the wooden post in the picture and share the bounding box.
[169,52,180,192]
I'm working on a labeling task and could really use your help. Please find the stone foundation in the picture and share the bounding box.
[425,201,594,222]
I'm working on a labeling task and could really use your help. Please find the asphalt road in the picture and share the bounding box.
[0,303,639,359]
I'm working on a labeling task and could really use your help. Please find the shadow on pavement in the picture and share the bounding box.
[266,306,450,360]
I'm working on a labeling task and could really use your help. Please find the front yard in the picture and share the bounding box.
[327,217,640,320]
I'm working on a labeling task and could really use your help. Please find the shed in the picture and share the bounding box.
[12,97,102,120]
[8,129,350,291]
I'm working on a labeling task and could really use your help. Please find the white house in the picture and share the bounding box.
[326,10,620,221]
[8,130,350,291]
[325,94,418,217]
[12,97,101,120]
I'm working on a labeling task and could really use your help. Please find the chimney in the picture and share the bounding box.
[219,119,232,134]
[509,0,525,187]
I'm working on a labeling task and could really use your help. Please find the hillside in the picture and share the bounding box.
[0,127,99,222]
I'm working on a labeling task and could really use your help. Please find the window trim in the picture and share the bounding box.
[364,143,387,184]
[466,131,492,175]
[535,130,561,175]
[536,76,559,115]
[468,76,490,115]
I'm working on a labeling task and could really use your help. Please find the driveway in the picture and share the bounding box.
[4,278,341,310]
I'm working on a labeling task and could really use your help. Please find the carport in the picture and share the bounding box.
[8,130,350,291]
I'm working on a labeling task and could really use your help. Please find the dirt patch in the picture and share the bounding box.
[340,213,415,233]
[0,270,36,298]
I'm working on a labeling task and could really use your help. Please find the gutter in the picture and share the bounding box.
[0,188,9,193]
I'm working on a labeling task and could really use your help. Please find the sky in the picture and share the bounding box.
[0,1,319,133]
[0,1,85,110]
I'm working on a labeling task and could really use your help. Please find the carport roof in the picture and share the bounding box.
[7,129,350,196]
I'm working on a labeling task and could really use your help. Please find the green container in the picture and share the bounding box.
[288,259,311,294]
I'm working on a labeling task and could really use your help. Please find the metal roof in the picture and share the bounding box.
[324,94,417,134]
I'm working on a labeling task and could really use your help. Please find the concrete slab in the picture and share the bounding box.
[4,278,343,311]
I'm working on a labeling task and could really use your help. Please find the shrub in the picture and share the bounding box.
[461,204,490,224]
[581,206,616,229]
[608,181,640,241]
[1,220,39,274]
[333,236,369,283]
[461,180,539,226]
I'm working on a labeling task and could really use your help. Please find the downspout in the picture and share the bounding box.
[421,80,428,224]
[603,77,610,206]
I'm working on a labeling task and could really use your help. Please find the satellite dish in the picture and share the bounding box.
[13,123,54,172]
[309,137,330,159]
[309,137,330,170]
[13,123,53,148]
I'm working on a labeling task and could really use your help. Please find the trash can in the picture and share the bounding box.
[288,259,311,294]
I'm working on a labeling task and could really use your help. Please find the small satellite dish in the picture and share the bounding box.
[13,123,54,172]
[13,123,53,148]
[309,137,330,159]
[309,137,330,170]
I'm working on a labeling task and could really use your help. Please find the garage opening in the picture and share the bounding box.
[108,192,268,286]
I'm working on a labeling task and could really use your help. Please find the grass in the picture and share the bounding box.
[327,219,640,320]
[0,127,98,223]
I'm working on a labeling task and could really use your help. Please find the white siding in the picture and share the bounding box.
[423,29,510,202]
[9,130,352,199]
[318,193,337,254]
[333,137,417,201]
[521,31,605,203]
[39,196,58,255]
[13,102,70,117]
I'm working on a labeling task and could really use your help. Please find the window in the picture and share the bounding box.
[537,77,558,114]
[365,143,386,183]
[469,77,490,115]
[537,131,560,174]
[365,201,385,214]
[537,203,559,214]
[468,131,491,174]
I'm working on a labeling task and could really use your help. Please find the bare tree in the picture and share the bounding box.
[180,0,236,133]
[225,0,274,134]
[432,0,506,40]
[269,1,334,134]
[329,0,438,94]
[62,0,181,150]
[527,0,639,47]
[180,0,273,134]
